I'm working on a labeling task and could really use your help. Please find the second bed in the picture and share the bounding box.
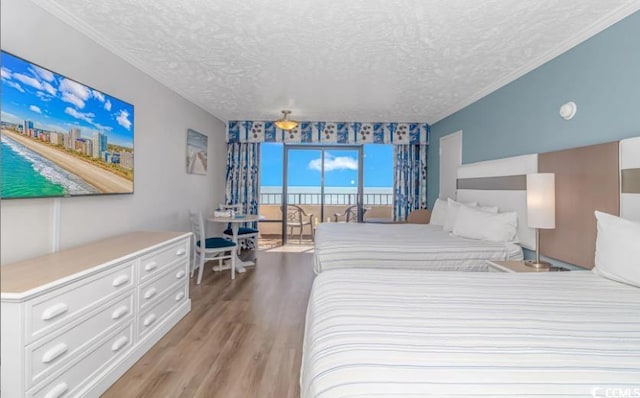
[313,222,523,273]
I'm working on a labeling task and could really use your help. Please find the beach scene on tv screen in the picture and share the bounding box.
[0,51,134,199]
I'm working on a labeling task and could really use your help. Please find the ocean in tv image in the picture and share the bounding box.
[0,51,134,199]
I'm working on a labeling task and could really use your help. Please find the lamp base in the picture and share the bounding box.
[525,260,552,269]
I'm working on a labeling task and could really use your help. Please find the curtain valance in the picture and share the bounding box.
[227,121,429,145]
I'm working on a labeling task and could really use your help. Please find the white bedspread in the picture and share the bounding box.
[301,269,640,398]
[314,223,522,273]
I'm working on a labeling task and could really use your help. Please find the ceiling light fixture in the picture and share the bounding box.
[274,110,299,131]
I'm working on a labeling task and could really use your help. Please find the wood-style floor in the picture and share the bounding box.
[103,245,316,398]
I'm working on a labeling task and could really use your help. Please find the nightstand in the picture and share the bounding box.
[486,260,570,273]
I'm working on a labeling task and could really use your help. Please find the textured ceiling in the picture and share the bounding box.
[32,0,639,123]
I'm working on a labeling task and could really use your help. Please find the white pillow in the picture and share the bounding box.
[593,211,640,287]
[430,198,448,226]
[442,198,478,232]
[477,205,499,213]
[452,205,518,242]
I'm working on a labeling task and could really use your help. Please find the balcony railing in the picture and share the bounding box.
[260,192,394,206]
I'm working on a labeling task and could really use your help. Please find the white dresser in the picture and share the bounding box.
[1,231,192,398]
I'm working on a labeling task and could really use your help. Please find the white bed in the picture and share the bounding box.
[313,223,523,274]
[301,268,640,397]
[314,154,535,273]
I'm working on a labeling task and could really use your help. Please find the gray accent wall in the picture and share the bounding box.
[429,10,640,208]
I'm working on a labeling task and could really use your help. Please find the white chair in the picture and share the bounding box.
[189,210,237,283]
[284,204,314,243]
[220,204,260,253]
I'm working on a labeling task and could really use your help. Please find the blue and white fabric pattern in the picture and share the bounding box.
[394,144,427,220]
[227,121,429,145]
[225,142,259,228]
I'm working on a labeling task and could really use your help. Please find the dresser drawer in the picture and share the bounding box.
[26,292,134,389]
[139,261,188,311]
[26,261,135,344]
[28,323,133,398]
[139,240,189,283]
[138,282,188,339]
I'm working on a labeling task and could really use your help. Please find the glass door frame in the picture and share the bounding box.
[282,144,364,244]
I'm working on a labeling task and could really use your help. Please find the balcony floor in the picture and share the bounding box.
[258,234,314,249]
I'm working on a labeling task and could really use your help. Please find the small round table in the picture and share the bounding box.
[208,214,260,273]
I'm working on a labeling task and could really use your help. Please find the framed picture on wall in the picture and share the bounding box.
[186,129,208,175]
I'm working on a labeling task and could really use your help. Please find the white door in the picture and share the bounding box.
[439,131,462,200]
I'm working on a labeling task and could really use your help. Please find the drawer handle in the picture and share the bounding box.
[176,248,186,256]
[143,314,157,327]
[112,274,130,287]
[175,291,185,301]
[144,261,158,272]
[111,336,129,352]
[42,343,68,364]
[176,270,186,279]
[112,305,129,320]
[44,382,68,398]
[42,303,68,321]
[144,287,157,300]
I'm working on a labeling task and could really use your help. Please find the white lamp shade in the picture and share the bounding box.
[526,173,556,229]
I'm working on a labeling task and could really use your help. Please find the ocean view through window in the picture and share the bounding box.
[258,143,394,243]
[259,143,393,206]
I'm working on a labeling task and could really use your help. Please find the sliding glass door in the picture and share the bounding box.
[283,145,363,244]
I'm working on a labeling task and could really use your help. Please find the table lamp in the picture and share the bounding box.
[526,173,555,269]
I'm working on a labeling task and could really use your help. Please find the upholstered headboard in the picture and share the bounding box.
[456,154,538,250]
[538,142,620,269]
[455,137,640,269]
[620,136,640,222]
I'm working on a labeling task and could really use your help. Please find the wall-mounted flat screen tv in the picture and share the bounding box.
[1,50,134,199]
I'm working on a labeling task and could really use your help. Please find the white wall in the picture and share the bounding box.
[1,0,228,264]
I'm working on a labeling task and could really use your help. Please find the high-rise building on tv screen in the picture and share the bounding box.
[1,51,134,199]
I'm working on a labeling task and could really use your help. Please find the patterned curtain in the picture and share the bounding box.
[225,142,260,228]
[228,120,429,146]
[393,144,427,221]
